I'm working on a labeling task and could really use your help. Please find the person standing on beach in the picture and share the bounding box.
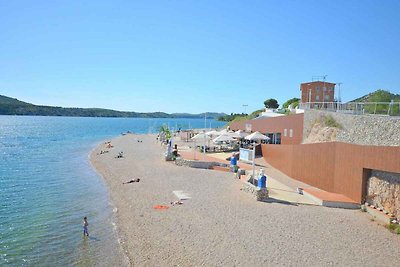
[230,153,238,173]
[83,217,89,237]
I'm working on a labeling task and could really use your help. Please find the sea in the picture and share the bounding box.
[0,115,226,266]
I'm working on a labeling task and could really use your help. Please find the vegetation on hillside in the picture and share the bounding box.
[320,115,342,129]
[282,98,300,108]
[217,113,247,122]
[0,95,226,119]
[350,89,400,115]
[247,109,265,119]
[351,89,400,103]
[217,109,265,122]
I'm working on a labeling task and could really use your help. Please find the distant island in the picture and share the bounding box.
[0,95,227,119]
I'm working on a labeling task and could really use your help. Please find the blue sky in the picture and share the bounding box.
[1,0,399,113]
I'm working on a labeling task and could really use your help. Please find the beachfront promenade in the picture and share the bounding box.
[91,134,400,266]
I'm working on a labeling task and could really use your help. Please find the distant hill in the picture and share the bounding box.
[350,89,400,103]
[170,112,226,119]
[0,95,226,119]
[349,89,400,116]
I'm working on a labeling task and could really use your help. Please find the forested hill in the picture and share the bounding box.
[0,95,226,119]
[350,89,400,102]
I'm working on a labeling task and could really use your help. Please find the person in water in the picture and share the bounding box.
[83,217,89,237]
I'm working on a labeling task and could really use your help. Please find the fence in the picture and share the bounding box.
[261,142,400,203]
[298,102,400,116]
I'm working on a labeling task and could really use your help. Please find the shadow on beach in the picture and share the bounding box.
[262,197,299,206]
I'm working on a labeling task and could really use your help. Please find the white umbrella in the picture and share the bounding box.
[223,131,240,138]
[225,131,241,138]
[235,130,249,138]
[191,133,211,140]
[206,130,220,137]
[245,131,270,141]
[217,128,228,135]
[213,134,235,143]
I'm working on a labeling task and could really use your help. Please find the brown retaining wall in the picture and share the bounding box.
[262,142,400,203]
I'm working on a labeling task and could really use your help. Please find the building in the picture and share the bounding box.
[230,113,304,145]
[300,81,336,103]
[230,110,400,208]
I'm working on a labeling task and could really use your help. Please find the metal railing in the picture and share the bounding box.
[298,102,400,116]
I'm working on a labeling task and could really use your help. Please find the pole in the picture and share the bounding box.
[323,75,327,109]
[252,145,256,185]
[204,112,207,130]
[193,139,196,160]
[337,82,342,112]
[204,113,207,159]
[203,130,206,159]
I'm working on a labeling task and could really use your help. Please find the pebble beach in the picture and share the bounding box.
[90,134,400,266]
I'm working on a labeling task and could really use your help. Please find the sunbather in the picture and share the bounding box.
[123,178,140,184]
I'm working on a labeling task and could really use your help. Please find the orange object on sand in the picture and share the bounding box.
[153,205,169,210]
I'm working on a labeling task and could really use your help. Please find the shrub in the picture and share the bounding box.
[387,223,397,231]
[324,115,342,128]
[395,226,400,235]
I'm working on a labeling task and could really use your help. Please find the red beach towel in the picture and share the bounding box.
[153,205,169,210]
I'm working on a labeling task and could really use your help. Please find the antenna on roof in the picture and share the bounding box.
[312,75,327,82]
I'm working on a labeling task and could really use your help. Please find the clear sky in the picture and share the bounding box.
[1,0,399,114]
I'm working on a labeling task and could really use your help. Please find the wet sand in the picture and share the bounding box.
[91,134,400,266]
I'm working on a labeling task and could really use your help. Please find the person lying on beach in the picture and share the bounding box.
[122,178,140,184]
[170,201,183,206]
[115,152,124,158]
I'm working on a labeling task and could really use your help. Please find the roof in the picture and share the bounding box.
[300,81,336,86]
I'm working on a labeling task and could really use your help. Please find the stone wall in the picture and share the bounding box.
[303,109,400,146]
[367,170,400,220]
[240,179,269,202]
[175,157,228,169]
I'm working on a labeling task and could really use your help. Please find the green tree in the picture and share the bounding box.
[264,98,279,109]
[282,98,300,109]
[159,124,171,139]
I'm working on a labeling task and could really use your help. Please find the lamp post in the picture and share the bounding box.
[203,130,206,159]
[322,75,327,109]
[337,82,342,103]
[336,82,342,112]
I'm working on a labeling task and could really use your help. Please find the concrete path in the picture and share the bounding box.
[186,151,319,206]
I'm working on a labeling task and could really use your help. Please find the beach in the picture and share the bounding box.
[91,134,400,266]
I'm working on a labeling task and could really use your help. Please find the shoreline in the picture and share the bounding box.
[90,133,400,266]
[88,142,132,267]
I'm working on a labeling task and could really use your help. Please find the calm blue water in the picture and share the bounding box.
[0,116,225,266]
